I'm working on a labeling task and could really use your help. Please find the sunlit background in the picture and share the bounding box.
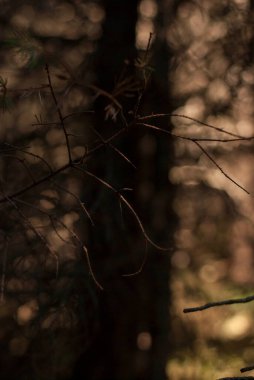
[0,0,254,379]
[165,0,254,379]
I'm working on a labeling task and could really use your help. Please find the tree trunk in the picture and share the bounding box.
[73,1,177,379]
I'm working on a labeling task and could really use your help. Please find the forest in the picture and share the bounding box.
[0,1,254,379]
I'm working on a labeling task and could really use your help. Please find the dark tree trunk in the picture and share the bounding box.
[73,1,177,379]
[135,1,178,378]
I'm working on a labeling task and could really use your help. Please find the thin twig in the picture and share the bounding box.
[88,84,123,111]
[4,143,52,173]
[217,377,254,380]
[120,194,169,251]
[183,294,254,313]
[89,125,136,169]
[137,122,254,143]
[45,64,72,164]
[14,197,102,289]
[138,113,246,138]
[55,218,103,290]
[74,165,170,251]
[138,122,250,194]
[1,191,59,277]
[52,181,94,226]
[134,32,154,117]
[0,127,127,204]
[241,366,254,373]
[194,141,249,194]
[122,241,148,277]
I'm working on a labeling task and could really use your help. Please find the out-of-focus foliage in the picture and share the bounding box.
[166,0,254,379]
[1,0,254,379]
[0,1,106,379]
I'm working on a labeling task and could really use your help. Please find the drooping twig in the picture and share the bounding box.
[52,181,94,226]
[2,192,59,277]
[122,240,148,277]
[14,196,102,290]
[194,141,249,194]
[73,165,171,252]
[51,216,103,290]
[120,194,170,251]
[137,121,250,194]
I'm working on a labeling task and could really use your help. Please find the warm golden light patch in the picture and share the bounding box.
[206,79,230,105]
[39,199,55,210]
[136,19,154,50]
[220,313,252,340]
[17,300,38,325]
[139,0,158,19]
[136,0,157,50]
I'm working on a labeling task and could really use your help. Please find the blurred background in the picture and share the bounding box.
[0,0,254,379]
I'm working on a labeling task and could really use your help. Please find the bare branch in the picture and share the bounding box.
[0,127,127,204]
[183,294,254,313]
[45,64,72,164]
[217,377,254,380]
[138,113,246,139]
[89,125,136,169]
[54,218,103,290]
[14,197,102,290]
[74,165,171,251]
[122,241,148,277]
[138,122,250,194]
[5,143,53,173]
[52,181,94,226]
[3,193,59,277]
[194,141,249,194]
[241,366,254,373]
[137,122,254,144]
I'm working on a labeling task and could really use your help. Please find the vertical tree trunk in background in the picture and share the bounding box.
[93,2,139,379]
[95,0,138,91]
[137,1,177,379]
[74,1,177,379]
[74,2,139,379]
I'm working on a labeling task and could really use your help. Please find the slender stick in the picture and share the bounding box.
[183,294,254,313]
